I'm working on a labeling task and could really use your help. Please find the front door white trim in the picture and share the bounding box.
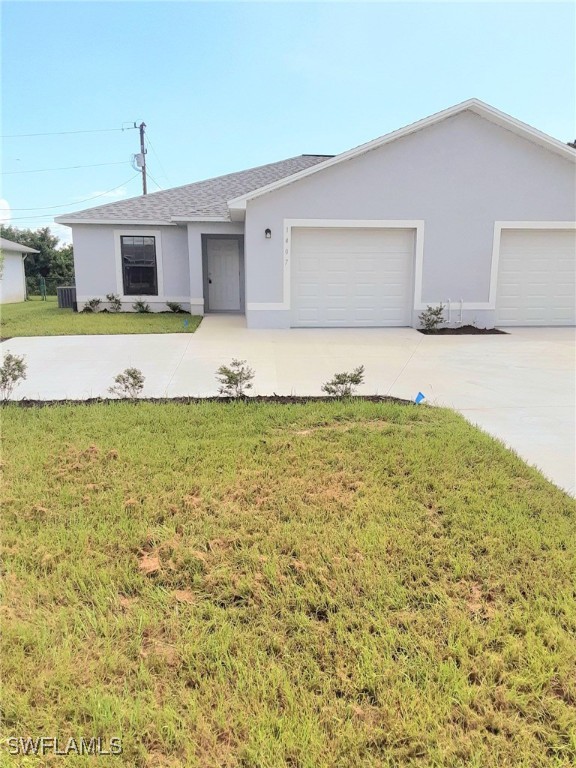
[202,234,244,313]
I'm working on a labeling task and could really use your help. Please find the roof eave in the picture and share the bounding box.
[0,244,40,254]
[170,216,231,223]
[54,217,177,226]
[1,248,40,255]
[227,202,246,222]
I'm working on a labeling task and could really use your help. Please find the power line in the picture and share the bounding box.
[1,126,137,138]
[146,133,172,186]
[1,160,128,175]
[146,168,163,191]
[3,213,74,221]
[8,175,140,211]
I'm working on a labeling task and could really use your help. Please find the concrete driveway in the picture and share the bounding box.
[3,317,575,495]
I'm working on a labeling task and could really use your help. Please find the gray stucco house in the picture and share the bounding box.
[56,99,576,328]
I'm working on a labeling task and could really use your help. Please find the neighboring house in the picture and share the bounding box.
[0,238,39,304]
[56,99,576,328]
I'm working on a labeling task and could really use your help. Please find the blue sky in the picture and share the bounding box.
[2,1,574,243]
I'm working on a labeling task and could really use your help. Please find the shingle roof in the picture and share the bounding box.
[56,155,331,224]
[0,237,39,254]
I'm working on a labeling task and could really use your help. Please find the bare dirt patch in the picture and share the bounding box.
[138,552,162,576]
[289,419,414,436]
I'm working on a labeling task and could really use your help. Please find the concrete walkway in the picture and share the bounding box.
[3,316,575,495]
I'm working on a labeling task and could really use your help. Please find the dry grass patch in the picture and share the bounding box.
[1,400,575,767]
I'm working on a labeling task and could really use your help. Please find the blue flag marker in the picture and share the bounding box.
[183,319,189,328]
[415,392,426,404]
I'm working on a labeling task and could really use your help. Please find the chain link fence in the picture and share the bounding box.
[26,276,73,297]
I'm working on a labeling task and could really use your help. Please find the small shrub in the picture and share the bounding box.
[108,368,145,400]
[82,298,101,313]
[166,302,184,313]
[106,293,122,312]
[0,353,27,400]
[216,359,255,398]
[133,299,151,313]
[321,365,365,398]
[419,304,445,332]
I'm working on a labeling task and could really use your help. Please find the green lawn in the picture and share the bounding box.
[0,297,202,337]
[2,401,575,767]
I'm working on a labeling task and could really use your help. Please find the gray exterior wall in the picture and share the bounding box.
[72,223,190,311]
[243,110,575,328]
[71,221,245,314]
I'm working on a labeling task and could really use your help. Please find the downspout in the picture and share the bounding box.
[22,253,29,301]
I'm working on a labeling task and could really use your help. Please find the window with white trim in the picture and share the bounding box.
[121,236,158,295]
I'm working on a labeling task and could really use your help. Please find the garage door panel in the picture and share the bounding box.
[354,296,380,309]
[496,229,576,326]
[356,285,376,297]
[500,286,521,298]
[291,227,414,327]
[556,283,573,297]
[354,312,376,323]
[299,258,321,272]
[299,285,319,298]
[326,309,349,322]
[325,257,348,269]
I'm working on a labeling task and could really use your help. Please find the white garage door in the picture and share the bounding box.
[496,229,576,326]
[291,227,415,327]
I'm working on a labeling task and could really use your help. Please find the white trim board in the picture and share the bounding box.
[488,221,576,311]
[56,218,175,227]
[170,216,230,223]
[77,295,197,304]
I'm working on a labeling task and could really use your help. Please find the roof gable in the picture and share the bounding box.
[226,99,576,216]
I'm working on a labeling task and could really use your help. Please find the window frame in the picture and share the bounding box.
[120,235,158,296]
[114,229,164,300]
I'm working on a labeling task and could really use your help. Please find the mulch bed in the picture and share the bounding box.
[418,325,507,335]
[3,395,413,409]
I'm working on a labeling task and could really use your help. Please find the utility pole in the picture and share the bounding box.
[139,121,147,195]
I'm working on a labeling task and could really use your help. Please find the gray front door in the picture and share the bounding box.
[206,238,242,311]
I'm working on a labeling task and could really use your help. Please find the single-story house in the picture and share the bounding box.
[56,99,576,328]
[0,237,39,304]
